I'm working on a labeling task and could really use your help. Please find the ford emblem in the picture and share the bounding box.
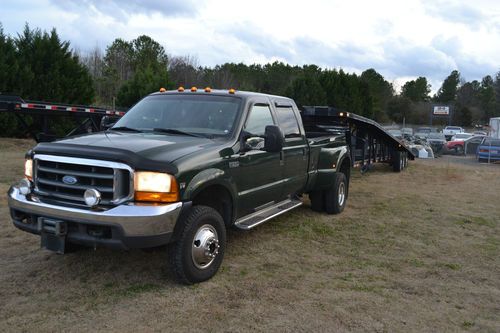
[62,175,78,185]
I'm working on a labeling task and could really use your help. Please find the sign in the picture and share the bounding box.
[433,106,450,115]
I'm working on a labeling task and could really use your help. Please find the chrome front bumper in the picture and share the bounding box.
[8,185,182,237]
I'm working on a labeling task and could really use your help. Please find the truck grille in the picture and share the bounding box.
[33,155,133,206]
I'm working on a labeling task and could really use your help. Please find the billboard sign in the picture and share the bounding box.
[433,106,450,115]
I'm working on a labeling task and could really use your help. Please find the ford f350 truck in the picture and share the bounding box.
[8,88,352,284]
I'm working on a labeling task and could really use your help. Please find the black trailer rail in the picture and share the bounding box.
[301,106,414,172]
[0,94,126,142]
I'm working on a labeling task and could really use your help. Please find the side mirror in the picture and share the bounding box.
[100,116,116,131]
[264,125,284,153]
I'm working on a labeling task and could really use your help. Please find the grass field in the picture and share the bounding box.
[0,138,499,332]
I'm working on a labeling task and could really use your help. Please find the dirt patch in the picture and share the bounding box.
[0,139,499,332]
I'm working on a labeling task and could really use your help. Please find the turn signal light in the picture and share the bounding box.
[135,191,179,203]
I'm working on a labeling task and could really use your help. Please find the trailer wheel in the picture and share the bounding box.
[309,190,325,212]
[324,172,347,214]
[168,205,226,284]
[393,151,403,172]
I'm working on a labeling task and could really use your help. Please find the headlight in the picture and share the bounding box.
[134,171,179,203]
[24,159,33,180]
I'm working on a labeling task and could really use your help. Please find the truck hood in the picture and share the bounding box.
[32,131,219,173]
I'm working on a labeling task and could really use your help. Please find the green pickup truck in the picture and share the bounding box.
[8,89,351,284]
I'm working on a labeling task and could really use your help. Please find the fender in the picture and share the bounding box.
[336,146,351,176]
[313,145,348,190]
[182,168,238,204]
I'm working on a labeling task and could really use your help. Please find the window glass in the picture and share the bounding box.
[276,107,301,138]
[113,95,241,137]
[245,105,274,136]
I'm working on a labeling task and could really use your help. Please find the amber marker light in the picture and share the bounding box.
[178,86,185,92]
[191,86,198,92]
[228,88,236,94]
[204,87,212,92]
[134,172,179,203]
[24,159,33,180]
[159,87,166,92]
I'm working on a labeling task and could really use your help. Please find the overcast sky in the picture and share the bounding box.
[1,0,499,92]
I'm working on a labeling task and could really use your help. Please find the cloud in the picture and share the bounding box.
[423,0,488,29]
[49,0,198,20]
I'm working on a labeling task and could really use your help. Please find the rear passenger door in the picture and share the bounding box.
[273,101,308,197]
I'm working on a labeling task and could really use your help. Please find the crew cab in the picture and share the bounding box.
[8,89,351,284]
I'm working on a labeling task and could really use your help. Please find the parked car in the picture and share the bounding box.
[442,126,464,141]
[477,137,500,162]
[415,127,435,139]
[426,132,447,155]
[401,128,413,136]
[388,129,403,139]
[450,133,474,142]
[446,135,484,155]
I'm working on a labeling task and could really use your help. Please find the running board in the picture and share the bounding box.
[234,198,302,230]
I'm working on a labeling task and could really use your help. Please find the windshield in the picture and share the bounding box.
[446,127,461,130]
[113,94,242,137]
[455,134,471,139]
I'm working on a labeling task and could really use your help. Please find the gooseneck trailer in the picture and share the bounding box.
[301,106,414,172]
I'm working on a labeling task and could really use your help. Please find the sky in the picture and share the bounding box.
[1,0,500,92]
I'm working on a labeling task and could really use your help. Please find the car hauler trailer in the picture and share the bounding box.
[0,94,124,142]
[301,106,414,172]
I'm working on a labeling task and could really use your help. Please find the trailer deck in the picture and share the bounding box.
[0,94,125,142]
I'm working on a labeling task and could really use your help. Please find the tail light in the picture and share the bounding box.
[479,149,489,153]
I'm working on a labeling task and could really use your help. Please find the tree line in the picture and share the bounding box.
[1,24,500,137]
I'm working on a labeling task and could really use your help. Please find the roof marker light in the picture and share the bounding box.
[228,88,236,94]
[178,86,185,92]
[204,87,212,93]
[159,87,166,92]
[191,86,198,92]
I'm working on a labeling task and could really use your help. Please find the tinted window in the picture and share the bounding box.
[275,107,300,138]
[113,95,241,137]
[245,105,274,136]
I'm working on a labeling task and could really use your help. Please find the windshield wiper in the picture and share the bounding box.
[109,126,143,133]
[152,128,203,138]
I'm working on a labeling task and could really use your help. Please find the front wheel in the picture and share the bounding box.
[324,172,348,214]
[168,206,226,284]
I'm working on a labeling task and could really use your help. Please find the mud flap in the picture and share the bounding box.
[38,217,67,254]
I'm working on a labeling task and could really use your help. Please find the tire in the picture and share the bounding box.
[455,145,464,155]
[168,206,226,284]
[393,151,402,172]
[309,190,325,212]
[324,172,348,215]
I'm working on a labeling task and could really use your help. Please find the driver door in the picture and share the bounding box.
[230,102,285,217]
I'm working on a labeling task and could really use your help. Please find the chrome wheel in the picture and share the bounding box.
[191,224,220,269]
[338,182,346,206]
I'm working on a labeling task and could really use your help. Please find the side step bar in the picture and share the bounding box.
[234,198,302,230]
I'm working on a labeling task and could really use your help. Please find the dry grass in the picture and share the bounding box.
[0,139,499,332]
